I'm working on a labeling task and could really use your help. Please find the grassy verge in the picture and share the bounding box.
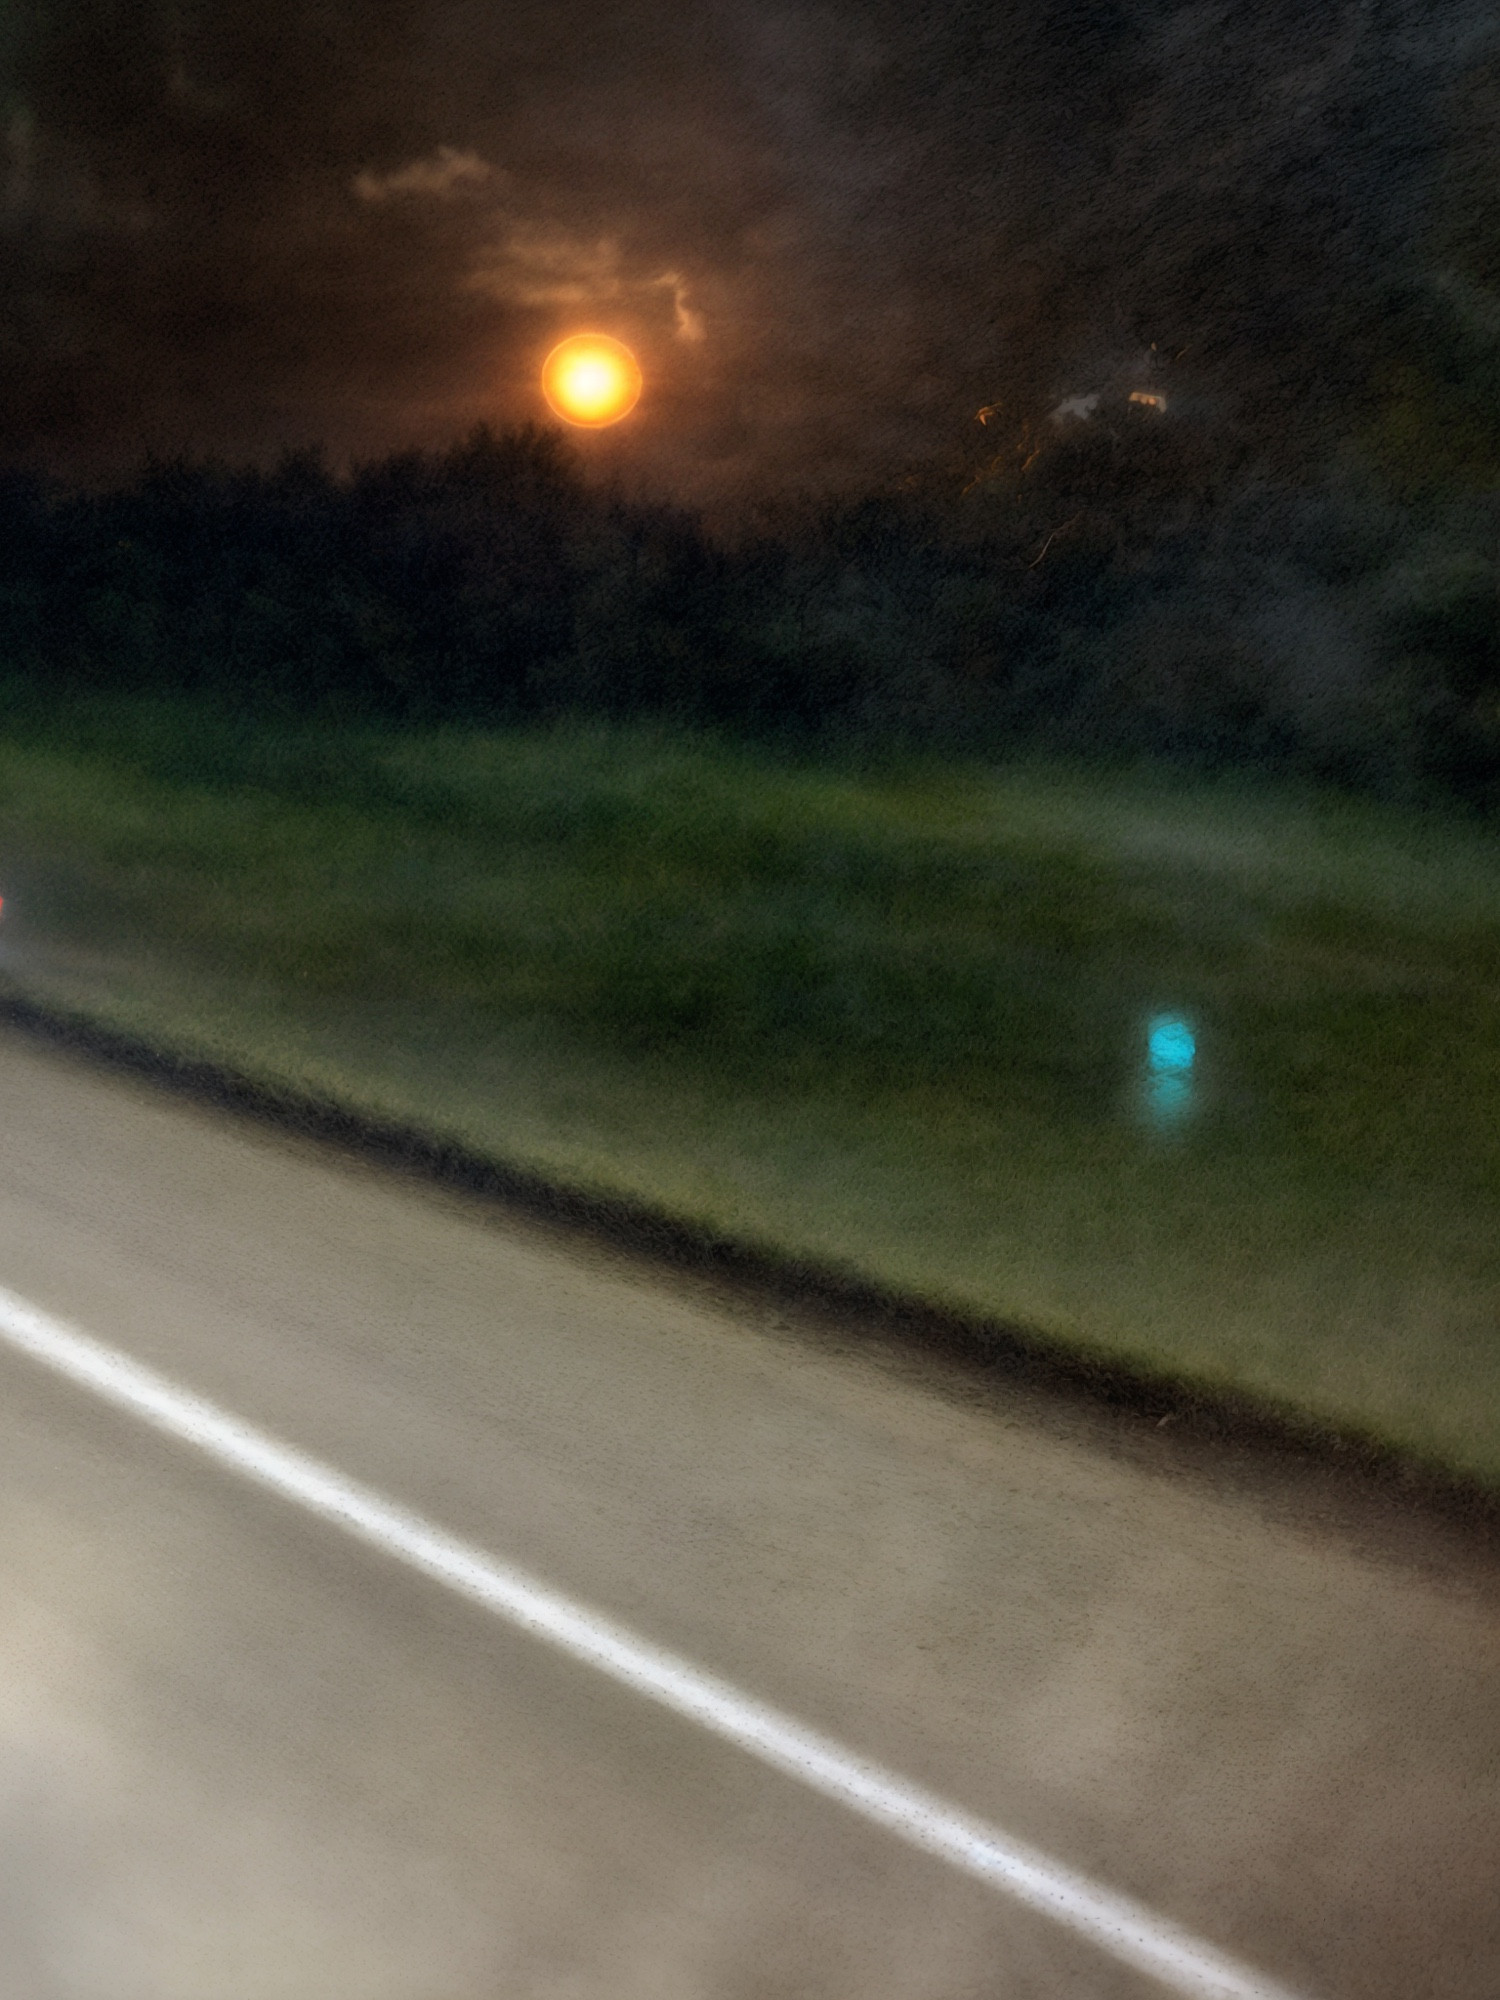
[2,694,1499,1481]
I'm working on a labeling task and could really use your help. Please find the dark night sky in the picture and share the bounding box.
[1,1,1495,508]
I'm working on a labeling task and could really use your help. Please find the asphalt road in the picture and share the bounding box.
[0,1027,1496,2000]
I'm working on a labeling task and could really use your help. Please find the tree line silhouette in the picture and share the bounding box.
[1,413,1497,806]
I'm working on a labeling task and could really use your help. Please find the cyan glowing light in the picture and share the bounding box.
[1147,1015,1196,1073]
[1138,1013,1197,1131]
[1147,1072,1192,1124]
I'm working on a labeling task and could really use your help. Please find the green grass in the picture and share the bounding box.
[3,693,1500,1480]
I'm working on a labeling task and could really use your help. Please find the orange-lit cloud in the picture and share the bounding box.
[467,227,706,342]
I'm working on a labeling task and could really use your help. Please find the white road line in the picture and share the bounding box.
[0,1282,1308,2000]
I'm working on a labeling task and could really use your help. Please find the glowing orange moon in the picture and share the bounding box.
[541,334,643,427]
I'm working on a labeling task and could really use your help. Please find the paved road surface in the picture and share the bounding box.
[0,1027,1495,1999]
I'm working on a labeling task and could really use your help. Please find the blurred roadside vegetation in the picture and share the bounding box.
[2,703,1500,1480]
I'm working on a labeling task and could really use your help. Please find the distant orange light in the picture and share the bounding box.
[541,334,643,428]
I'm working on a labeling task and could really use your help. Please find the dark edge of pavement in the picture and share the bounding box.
[4,980,1498,1545]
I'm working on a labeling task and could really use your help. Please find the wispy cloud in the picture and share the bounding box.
[352,146,495,204]
[465,224,707,339]
[464,222,618,306]
[656,271,706,343]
